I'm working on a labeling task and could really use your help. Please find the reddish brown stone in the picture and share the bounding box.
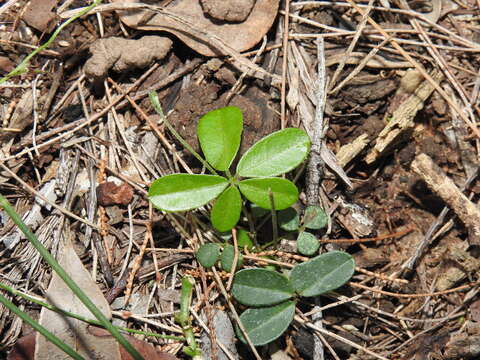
[97,182,134,206]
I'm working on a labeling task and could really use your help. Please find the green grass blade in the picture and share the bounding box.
[0,282,185,341]
[0,195,144,360]
[0,292,84,360]
[0,0,103,85]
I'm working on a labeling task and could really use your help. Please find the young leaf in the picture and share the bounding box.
[303,205,328,230]
[278,207,300,231]
[236,128,311,177]
[237,301,296,346]
[290,251,355,297]
[237,229,253,250]
[197,106,243,171]
[211,186,242,232]
[196,243,221,268]
[238,178,298,210]
[220,244,244,272]
[232,268,294,306]
[296,231,319,256]
[149,174,228,212]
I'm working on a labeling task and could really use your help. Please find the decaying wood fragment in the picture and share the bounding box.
[336,133,369,168]
[365,69,443,164]
[411,153,480,245]
[435,247,480,291]
[444,323,480,359]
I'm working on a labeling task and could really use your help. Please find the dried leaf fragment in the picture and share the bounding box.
[112,0,279,56]
[88,327,179,360]
[35,228,121,360]
[8,331,179,360]
[7,333,35,360]
[22,0,57,32]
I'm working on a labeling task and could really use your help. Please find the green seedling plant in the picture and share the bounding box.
[147,101,356,348]
[231,251,355,346]
[278,205,328,256]
[148,104,310,232]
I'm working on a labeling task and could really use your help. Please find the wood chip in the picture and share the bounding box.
[411,153,480,246]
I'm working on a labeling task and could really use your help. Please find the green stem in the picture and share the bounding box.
[0,292,84,360]
[149,91,218,175]
[242,205,257,247]
[0,0,103,85]
[176,276,203,359]
[0,195,144,360]
[0,282,185,341]
[268,189,278,248]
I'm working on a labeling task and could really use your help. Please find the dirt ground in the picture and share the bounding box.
[1,0,480,359]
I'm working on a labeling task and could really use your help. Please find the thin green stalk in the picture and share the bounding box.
[0,282,185,341]
[0,0,103,85]
[0,195,144,360]
[175,276,203,359]
[241,205,257,247]
[149,91,218,175]
[268,189,278,247]
[0,292,84,360]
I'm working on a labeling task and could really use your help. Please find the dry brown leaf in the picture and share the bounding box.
[112,0,279,56]
[8,331,179,360]
[7,333,35,360]
[0,56,15,74]
[88,327,179,360]
[35,227,122,360]
[22,0,57,33]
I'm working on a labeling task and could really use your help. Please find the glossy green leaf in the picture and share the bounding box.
[237,301,296,346]
[197,106,243,171]
[291,251,355,297]
[278,207,300,231]
[232,269,294,306]
[196,243,221,268]
[211,186,242,232]
[220,244,243,272]
[236,128,310,177]
[238,178,298,210]
[237,229,253,250]
[149,174,228,212]
[296,231,319,256]
[303,205,328,230]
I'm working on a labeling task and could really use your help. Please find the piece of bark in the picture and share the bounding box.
[444,323,480,359]
[336,133,369,168]
[411,153,480,245]
[435,247,480,291]
[365,69,443,164]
